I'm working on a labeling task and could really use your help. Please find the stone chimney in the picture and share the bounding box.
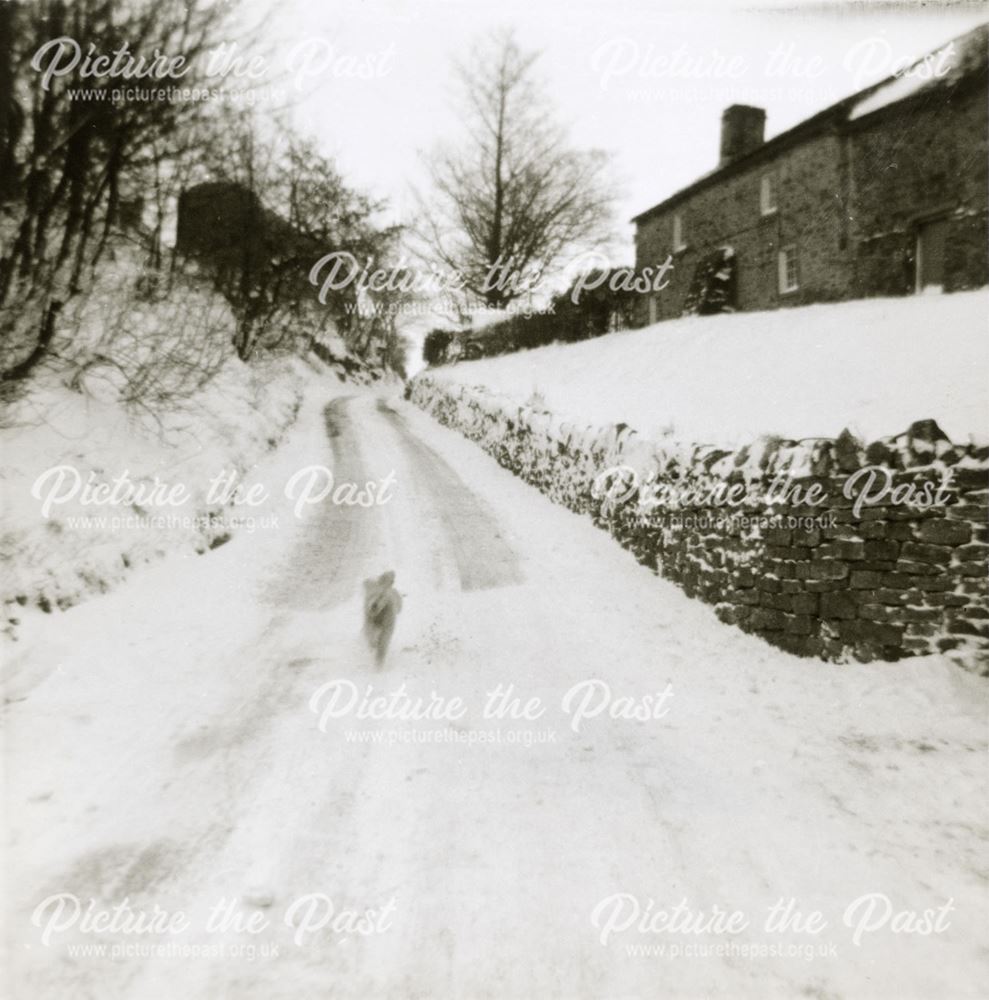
[719,105,766,165]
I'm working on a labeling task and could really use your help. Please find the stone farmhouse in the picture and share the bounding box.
[632,24,988,325]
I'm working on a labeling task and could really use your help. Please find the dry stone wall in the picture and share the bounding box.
[410,376,989,671]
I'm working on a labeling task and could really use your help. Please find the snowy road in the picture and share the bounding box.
[3,387,987,999]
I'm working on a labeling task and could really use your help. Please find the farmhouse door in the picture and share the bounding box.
[916,216,948,293]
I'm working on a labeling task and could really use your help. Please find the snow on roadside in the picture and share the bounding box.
[3,387,988,999]
[426,291,989,447]
[0,353,316,627]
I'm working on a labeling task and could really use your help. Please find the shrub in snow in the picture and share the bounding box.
[0,252,323,629]
[681,246,736,316]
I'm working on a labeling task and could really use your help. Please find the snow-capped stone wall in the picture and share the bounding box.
[410,376,989,669]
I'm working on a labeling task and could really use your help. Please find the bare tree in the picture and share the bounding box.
[186,116,404,363]
[415,30,615,309]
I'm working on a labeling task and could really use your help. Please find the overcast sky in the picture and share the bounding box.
[239,0,987,258]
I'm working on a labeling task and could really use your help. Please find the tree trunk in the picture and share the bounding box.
[0,298,62,383]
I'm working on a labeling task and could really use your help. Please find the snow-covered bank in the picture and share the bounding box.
[427,291,989,446]
[410,292,989,668]
[0,238,406,627]
[1,353,315,626]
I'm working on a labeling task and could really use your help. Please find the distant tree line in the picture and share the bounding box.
[423,268,635,367]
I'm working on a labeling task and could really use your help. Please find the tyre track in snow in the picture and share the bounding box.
[263,396,383,609]
[375,398,522,592]
[8,392,393,1000]
[265,394,521,602]
[144,389,526,991]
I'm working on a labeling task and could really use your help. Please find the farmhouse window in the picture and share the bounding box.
[760,174,777,215]
[673,214,686,252]
[778,245,799,293]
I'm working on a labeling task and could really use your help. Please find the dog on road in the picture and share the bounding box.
[363,571,402,665]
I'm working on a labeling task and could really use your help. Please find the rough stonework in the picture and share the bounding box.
[632,25,989,324]
[411,376,989,670]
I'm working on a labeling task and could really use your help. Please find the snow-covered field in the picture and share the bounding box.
[3,385,988,999]
[429,291,989,445]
